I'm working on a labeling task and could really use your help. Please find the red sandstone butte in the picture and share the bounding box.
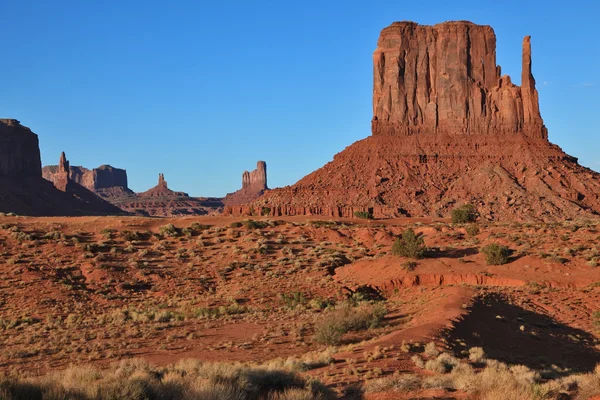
[222,161,268,206]
[225,21,600,221]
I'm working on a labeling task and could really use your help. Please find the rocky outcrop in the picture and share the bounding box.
[113,173,223,217]
[223,161,269,206]
[225,21,600,221]
[0,119,42,178]
[54,152,70,191]
[371,21,547,139]
[0,120,125,216]
[43,164,128,192]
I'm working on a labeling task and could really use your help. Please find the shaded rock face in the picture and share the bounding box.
[0,119,42,178]
[43,164,128,192]
[0,122,125,216]
[223,161,269,206]
[371,21,547,138]
[225,21,600,221]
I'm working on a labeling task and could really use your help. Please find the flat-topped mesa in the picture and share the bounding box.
[0,119,42,178]
[371,21,547,138]
[43,164,129,192]
[242,161,268,191]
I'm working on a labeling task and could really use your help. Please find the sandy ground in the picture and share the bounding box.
[0,214,599,397]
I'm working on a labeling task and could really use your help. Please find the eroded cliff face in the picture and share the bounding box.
[371,21,547,138]
[43,164,128,191]
[223,161,269,206]
[0,119,42,178]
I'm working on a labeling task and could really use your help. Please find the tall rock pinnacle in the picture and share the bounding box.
[242,161,267,190]
[158,173,167,188]
[55,151,71,192]
[371,21,547,138]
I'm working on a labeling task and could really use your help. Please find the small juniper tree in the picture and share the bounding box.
[392,228,426,259]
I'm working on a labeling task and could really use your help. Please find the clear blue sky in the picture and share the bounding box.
[2,0,598,196]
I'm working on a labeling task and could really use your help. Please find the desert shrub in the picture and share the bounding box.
[243,220,267,230]
[43,231,65,240]
[281,291,307,309]
[451,204,477,224]
[593,311,600,332]
[353,211,373,220]
[364,373,421,393]
[120,230,142,241]
[261,207,271,216]
[190,222,211,232]
[392,228,426,259]
[465,224,480,237]
[480,243,511,265]
[424,342,440,357]
[314,303,386,345]
[158,224,180,237]
[468,347,486,363]
[402,261,417,271]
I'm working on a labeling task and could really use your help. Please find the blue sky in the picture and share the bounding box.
[2,0,598,196]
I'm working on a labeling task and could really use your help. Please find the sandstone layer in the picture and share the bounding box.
[0,120,125,216]
[371,21,546,139]
[223,161,268,206]
[225,21,600,221]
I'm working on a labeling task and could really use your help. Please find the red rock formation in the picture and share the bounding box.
[43,164,129,192]
[223,161,269,206]
[113,173,223,217]
[0,119,42,177]
[371,21,547,139]
[54,152,70,192]
[225,21,600,221]
[0,119,125,216]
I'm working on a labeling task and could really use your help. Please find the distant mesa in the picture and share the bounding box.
[0,119,125,216]
[225,21,600,221]
[43,161,134,199]
[223,161,268,206]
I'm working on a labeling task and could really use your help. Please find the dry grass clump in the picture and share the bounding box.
[365,348,600,399]
[314,302,386,345]
[0,358,334,400]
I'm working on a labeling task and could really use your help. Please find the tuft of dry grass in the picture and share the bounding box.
[0,358,335,400]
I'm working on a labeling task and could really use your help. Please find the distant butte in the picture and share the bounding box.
[225,21,600,221]
[223,161,268,206]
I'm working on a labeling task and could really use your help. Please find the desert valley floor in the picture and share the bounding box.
[1,214,599,398]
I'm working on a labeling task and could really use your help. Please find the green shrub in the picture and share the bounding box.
[243,220,267,230]
[353,211,373,220]
[392,228,426,259]
[261,207,271,216]
[451,204,477,223]
[480,243,511,265]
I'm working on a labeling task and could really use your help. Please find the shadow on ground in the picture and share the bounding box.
[443,293,600,373]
